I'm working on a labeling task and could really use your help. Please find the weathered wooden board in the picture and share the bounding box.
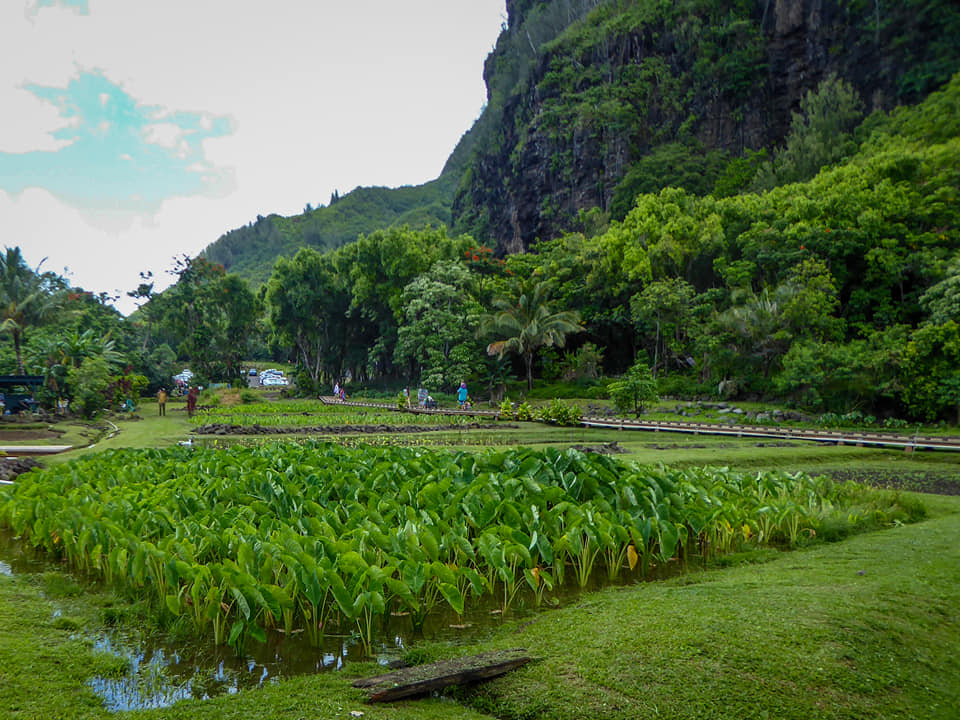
[352,648,532,703]
[0,445,72,456]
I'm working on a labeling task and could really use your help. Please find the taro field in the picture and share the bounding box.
[0,442,923,656]
[192,399,481,429]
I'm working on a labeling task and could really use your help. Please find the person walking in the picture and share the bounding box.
[403,387,411,408]
[157,387,168,416]
[186,386,198,418]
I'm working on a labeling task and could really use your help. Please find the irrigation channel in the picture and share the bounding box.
[318,396,960,453]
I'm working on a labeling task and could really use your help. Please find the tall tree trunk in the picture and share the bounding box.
[14,328,24,374]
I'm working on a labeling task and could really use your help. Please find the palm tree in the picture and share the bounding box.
[479,278,582,390]
[0,247,61,374]
[60,329,126,369]
[717,287,792,377]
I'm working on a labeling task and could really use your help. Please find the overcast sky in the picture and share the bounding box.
[1,0,506,313]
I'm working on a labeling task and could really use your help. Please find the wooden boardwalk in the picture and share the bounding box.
[0,445,73,456]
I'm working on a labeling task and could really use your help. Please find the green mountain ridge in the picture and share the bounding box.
[201,175,456,287]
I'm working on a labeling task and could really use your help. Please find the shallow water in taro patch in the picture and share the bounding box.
[0,529,683,711]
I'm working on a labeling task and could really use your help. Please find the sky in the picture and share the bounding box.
[1,0,507,314]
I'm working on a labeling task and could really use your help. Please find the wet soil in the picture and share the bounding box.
[570,441,626,454]
[0,457,42,482]
[817,469,960,496]
[0,427,64,441]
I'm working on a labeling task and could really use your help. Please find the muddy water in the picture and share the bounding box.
[0,529,683,711]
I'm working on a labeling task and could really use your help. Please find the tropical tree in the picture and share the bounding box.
[480,278,582,390]
[394,261,484,390]
[266,247,355,391]
[921,254,960,324]
[346,226,469,377]
[716,287,792,379]
[0,247,63,373]
[752,73,864,190]
[630,278,696,378]
[154,256,258,382]
[607,356,659,416]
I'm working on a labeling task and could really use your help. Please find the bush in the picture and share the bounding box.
[608,359,658,416]
[656,373,713,399]
[66,356,112,418]
[516,401,534,421]
[535,398,583,426]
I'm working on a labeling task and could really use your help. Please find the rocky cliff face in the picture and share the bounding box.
[452,0,960,254]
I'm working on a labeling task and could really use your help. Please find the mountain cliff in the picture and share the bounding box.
[451,0,960,253]
[200,0,960,282]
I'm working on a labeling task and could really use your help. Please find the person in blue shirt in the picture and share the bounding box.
[457,381,469,409]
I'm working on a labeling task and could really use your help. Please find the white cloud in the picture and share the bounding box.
[142,123,181,148]
[0,87,75,152]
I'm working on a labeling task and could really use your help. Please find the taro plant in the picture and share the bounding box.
[0,441,900,659]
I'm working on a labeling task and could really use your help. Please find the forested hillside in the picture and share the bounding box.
[259,72,960,421]
[452,0,960,250]
[200,0,960,284]
[201,176,455,286]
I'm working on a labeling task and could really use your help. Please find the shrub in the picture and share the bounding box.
[516,401,534,421]
[608,359,658,416]
[535,398,583,426]
[656,373,713,399]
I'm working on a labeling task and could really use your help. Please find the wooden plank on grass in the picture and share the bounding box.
[352,648,532,702]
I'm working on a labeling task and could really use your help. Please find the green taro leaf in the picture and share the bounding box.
[438,582,464,615]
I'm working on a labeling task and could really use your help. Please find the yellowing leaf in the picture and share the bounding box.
[627,544,639,570]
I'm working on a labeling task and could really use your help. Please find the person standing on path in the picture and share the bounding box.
[186,386,198,418]
[403,387,411,408]
[457,381,469,409]
[157,388,168,416]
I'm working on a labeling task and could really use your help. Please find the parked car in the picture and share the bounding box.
[248,368,258,376]
[259,369,285,385]
[173,368,194,384]
[261,376,288,387]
